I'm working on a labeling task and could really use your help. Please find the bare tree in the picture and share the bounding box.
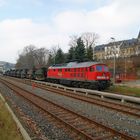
[16,45,37,69]
[16,45,49,69]
[81,32,99,60]
[81,32,99,48]
[33,48,49,67]
[69,35,78,48]
[49,45,59,64]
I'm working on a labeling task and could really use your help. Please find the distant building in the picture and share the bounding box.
[94,31,140,60]
[94,44,105,60]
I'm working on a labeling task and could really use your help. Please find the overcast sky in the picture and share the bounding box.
[0,0,140,63]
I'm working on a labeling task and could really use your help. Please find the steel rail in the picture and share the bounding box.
[0,78,136,140]
[4,77,140,118]
[34,82,140,118]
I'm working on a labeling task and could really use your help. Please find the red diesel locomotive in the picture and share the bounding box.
[47,61,111,90]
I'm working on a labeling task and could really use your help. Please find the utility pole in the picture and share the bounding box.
[111,37,116,84]
[125,56,127,80]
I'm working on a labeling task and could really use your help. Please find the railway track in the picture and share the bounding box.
[0,77,136,140]
[12,77,140,118]
[40,83,140,118]
[4,76,140,118]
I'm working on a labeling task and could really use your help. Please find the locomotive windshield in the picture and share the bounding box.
[96,65,109,72]
[96,65,103,71]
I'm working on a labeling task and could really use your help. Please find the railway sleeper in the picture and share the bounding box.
[1,77,136,140]
[64,116,78,121]
[91,130,108,137]
[53,111,67,115]
[64,117,78,122]
[93,133,115,140]
[57,114,71,119]
[79,125,97,131]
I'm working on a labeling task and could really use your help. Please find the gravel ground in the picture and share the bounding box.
[7,78,140,139]
[0,82,73,140]
[1,77,140,139]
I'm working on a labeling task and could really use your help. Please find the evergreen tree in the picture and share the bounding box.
[46,53,54,66]
[86,45,93,60]
[55,48,65,64]
[67,46,75,62]
[75,37,86,62]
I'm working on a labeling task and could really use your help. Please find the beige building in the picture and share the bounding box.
[94,45,105,60]
[94,32,140,60]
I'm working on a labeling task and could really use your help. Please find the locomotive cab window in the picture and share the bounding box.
[96,65,103,71]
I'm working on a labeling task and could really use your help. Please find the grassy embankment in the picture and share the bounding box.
[107,85,140,97]
[0,98,23,140]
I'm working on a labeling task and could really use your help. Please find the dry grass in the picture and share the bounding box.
[0,98,23,140]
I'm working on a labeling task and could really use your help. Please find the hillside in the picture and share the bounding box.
[0,61,15,71]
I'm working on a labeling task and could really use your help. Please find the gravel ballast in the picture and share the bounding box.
[0,82,73,140]
[1,78,140,139]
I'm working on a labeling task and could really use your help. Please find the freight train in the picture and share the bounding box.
[4,61,111,90]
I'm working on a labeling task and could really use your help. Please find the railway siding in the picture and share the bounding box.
[1,77,140,139]
[0,83,71,140]
[0,78,137,140]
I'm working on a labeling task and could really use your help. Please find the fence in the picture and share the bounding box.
[115,73,138,82]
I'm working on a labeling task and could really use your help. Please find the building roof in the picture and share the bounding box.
[94,44,105,51]
[138,31,140,39]
[49,61,103,69]
[95,38,138,51]
[121,38,137,48]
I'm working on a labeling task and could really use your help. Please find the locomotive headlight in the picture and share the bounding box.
[97,76,106,79]
[97,73,108,80]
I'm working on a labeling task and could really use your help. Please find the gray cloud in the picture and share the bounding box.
[0,0,140,63]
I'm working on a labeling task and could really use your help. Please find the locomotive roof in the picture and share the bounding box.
[49,61,104,69]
